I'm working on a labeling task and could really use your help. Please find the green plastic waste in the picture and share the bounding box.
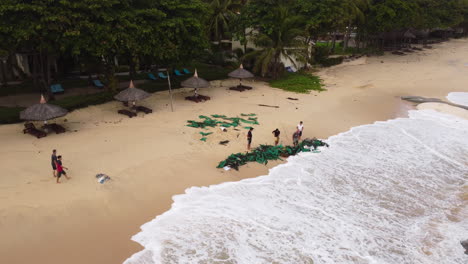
[200,137,207,142]
[217,139,329,170]
[199,132,213,136]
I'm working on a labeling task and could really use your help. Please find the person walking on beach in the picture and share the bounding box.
[272,128,280,146]
[293,130,300,147]
[51,149,58,177]
[247,127,253,150]
[297,121,304,140]
[56,155,71,184]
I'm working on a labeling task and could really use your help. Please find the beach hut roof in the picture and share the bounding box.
[114,80,151,102]
[228,64,254,79]
[181,69,210,89]
[20,95,68,121]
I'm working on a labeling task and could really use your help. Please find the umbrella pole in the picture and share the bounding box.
[239,78,242,88]
[167,71,174,112]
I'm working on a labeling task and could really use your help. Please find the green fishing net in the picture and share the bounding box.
[217,139,329,170]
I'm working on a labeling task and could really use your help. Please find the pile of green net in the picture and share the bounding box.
[217,138,329,170]
[186,114,259,141]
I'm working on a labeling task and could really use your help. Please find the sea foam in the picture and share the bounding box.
[125,101,468,264]
[447,92,468,107]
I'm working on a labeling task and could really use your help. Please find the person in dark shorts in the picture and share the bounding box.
[272,129,280,146]
[51,149,57,177]
[247,127,254,150]
[293,130,300,147]
[56,155,70,183]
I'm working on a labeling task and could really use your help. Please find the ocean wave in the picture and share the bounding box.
[125,108,468,264]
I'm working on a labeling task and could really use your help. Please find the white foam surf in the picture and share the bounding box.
[447,92,468,107]
[125,108,468,264]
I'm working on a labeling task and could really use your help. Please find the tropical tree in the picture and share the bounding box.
[206,0,242,42]
[243,1,306,78]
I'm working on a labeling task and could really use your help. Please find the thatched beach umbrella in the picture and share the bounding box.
[181,69,210,96]
[228,64,254,81]
[114,80,150,104]
[20,95,68,122]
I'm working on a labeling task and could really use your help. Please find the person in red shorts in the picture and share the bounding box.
[55,155,71,183]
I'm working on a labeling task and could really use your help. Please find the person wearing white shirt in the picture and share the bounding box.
[297,121,304,140]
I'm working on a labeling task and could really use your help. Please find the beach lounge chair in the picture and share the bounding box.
[185,94,211,103]
[174,69,184,76]
[23,123,47,138]
[93,79,105,88]
[43,123,66,134]
[183,68,191,74]
[158,72,168,79]
[50,84,65,94]
[118,109,137,118]
[134,106,153,114]
[148,73,157,81]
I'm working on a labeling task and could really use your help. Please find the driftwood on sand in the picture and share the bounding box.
[258,104,280,108]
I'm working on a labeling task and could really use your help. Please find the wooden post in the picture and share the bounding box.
[167,70,174,112]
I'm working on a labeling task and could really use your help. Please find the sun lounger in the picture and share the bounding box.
[158,72,168,79]
[185,94,211,103]
[148,73,157,80]
[50,84,65,94]
[43,123,66,134]
[174,70,184,76]
[23,123,47,138]
[134,106,153,114]
[183,68,191,74]
[118,109,137,118]
[229,85,253,92]
[93,79,105,88]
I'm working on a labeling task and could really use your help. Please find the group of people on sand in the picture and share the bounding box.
[51,149,70,183]
[247,121,304,150]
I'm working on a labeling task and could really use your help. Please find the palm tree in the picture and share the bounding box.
[207,0,242,43]
[342,0,369,50]
[243,5,306,78]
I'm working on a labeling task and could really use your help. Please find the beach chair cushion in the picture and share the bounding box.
[50,84,65,94]
[23,123,47,138]
[174,70,184,76]
[148,73,157,80]
[158,72,168,79]
[183,68,191,74]
[134,106,153,114]
[43,123,66,134]
[93,80,105,88]
[118,109,137,118]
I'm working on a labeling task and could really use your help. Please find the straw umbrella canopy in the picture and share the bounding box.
[228,64,254,87]
[181,69,210,96]
[20,95,68,122]
[114,80,150,104]
[228,64,254,79]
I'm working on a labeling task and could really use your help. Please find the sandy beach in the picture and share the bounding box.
[1,39,468,264]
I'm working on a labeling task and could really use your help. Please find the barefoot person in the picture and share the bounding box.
[56,155,70,183]
[51,149,58,177]
[272,128,280,146]
[297,121,304,140]
[247,127,253,150]
[293,130,300,147]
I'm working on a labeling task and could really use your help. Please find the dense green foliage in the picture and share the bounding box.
[270,72,325,93]
[0,0,468,102]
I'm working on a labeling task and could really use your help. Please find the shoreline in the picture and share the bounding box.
[1,39,468,264]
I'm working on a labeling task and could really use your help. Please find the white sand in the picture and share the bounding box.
[1,39,468,264]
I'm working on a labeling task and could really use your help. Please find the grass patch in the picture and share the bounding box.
[270,72,325,93]
[0,106,25,124]
[0,79,89,97]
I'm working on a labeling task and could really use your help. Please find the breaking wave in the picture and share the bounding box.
[125,98,468,264]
